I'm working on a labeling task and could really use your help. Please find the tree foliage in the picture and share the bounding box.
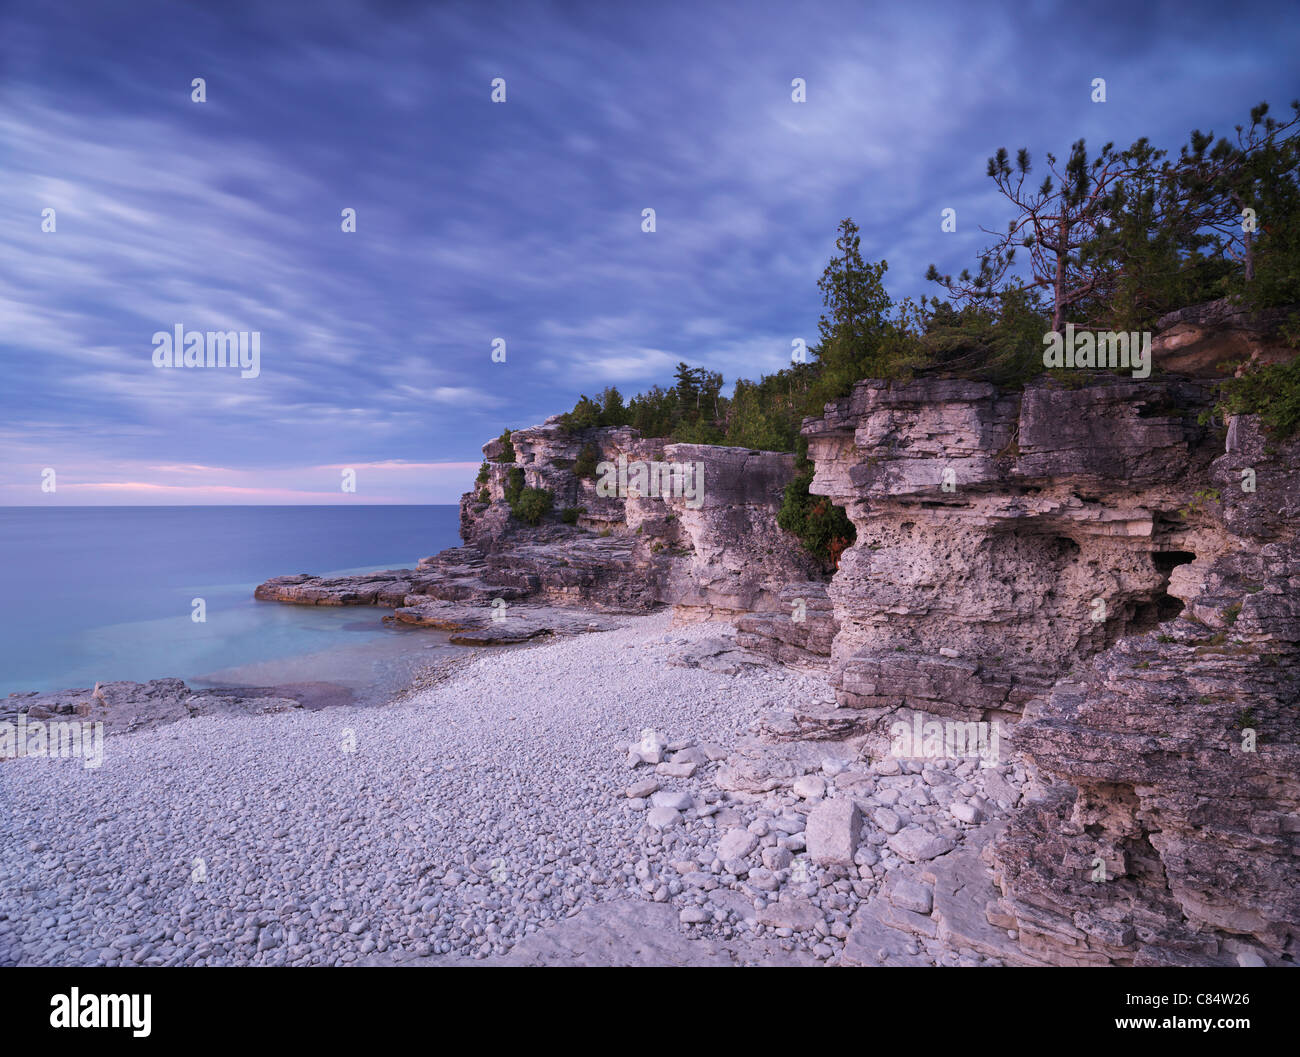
[511,487,553,525]
[1213,354,1300,438]
[503,466,525,506]
[493,429,516,463]
[573,442,601,479]
[928,100,1300,333]
[777,440,855,569]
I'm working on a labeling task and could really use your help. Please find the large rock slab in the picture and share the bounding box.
[805,797,861,866]
[2,679,305,739]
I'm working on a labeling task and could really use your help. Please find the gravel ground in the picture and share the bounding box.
[0,612,829,966]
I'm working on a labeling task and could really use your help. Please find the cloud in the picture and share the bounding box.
[1,0,1296,500]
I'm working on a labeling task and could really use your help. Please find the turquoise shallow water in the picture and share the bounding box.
[0,505,463,698]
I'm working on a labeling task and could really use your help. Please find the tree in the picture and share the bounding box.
[573,442,600,479]
[628,385,676,437]
[672,362,701,410]
[561,395,601,431]
[808,218,907,405]
[699,370,724,419]
[494,429,516,463]
[597,386,629,426]
[1173,101,1300,306]
[929,102,1300,333]
[504,466,525,505]
[725,376,799,452]
[1085,137,1218,330]
[927,140,1138,333]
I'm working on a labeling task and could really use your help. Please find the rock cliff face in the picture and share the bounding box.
[1151,297,1298,377]
[466,420,823,618]
[803,376,1215,735]
[257,419,822,627]
[795,368,1299,965]
[990,414,1300,965]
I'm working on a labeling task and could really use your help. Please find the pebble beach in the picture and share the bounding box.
[0,615,825,965]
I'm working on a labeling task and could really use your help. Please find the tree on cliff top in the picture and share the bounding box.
[1175,101,1300,310]
[928,101,1300,333]
[926,139,1138,333]
[806,219,925,407]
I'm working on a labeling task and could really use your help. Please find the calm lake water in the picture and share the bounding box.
[0,505,463,700]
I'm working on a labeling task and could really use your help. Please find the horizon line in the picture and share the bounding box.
[0,503,462,509]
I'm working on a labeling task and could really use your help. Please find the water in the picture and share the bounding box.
[0,505,464,701]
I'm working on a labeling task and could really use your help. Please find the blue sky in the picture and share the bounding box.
[2,0,1297,503]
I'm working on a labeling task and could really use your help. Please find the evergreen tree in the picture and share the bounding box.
[927,140,1136,333]
[1179,101,1300,309]
[807,218,915,406]
[672,362,699,409]
[597,386,629,426]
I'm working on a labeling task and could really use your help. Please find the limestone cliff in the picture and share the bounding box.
[991,413,1300,965]
[464,419,822,618]
[770,310,1299,965]
[257,418,823,628]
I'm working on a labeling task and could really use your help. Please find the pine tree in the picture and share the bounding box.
[808,218,902,405]
[672,362,700,411]
[597,386,628,426]
[927,141,1136,333]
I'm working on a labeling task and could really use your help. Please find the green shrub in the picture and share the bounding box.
[511,487,553,525]
[504,467,525,506]
[475,461,490,484]
[560,507,579,524]
[776,441,856,567]
[917,288,1051,388]
[494,429,517,463]
[1212,353,1300,438]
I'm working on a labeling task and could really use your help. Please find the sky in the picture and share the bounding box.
[1,0,1297,504]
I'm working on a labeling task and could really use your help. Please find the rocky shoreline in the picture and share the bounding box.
[4,301,1295,967]
[0,612,1052,967]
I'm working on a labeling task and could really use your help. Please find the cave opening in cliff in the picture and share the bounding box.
[1152,550,1196,574]
[1132,594,1185,630]
[1052,535,1082,559]
[1124,551,1195,631]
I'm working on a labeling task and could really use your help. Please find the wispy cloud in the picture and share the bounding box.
[1,0,1296,502]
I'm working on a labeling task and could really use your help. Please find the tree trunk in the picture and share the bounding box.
[1053,221,1068,333]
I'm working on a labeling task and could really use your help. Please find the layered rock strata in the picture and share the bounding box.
[805,375,1215,743]
[250,306,1299,965]
[258,420,823,626]
[799,365,1298,965]
[990,415,1300,965]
